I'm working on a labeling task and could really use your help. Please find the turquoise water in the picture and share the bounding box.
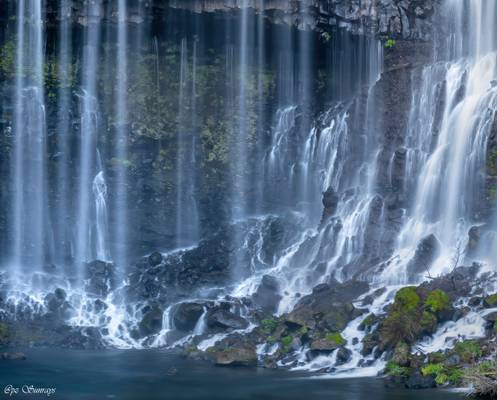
[0,349,463,400]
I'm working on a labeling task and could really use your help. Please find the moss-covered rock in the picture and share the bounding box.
[424,289,450,313]
[484,293,497,308]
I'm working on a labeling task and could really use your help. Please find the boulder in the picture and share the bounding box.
[139,305,163,336]
[252,275,282,314]
[173,302,204,331]
[405,369,436,389]
[335,347,352,366]
[148,251,163,266]
[285,280,368,331]
[406,234,440,278]
[206,308,248,331]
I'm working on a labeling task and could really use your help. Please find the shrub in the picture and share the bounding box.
[384,39,396,49]
[422,363,448,385]
[424,289,450,313]
[381,311,421,347]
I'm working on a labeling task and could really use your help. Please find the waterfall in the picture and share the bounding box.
[10,0,48,276]
[93,170,110,262]
[176,37,200,248]
[75,2,101,271]
[385,0,497,282]
[113,0,129,273]
[54,0,73,265]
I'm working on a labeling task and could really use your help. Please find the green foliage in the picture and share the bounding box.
[260,318,278,335]
[447,368,464,385]
[386,361,410,377]
[422,363,449,385]
[325,332,346,346]
[454,341,482,363]
[394,287,420,312]
[424,289,450,313]
[422,363,445,376]
[384,39,396,49]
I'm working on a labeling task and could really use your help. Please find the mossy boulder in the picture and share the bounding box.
[484,293,497,308]
[424,289,450,313]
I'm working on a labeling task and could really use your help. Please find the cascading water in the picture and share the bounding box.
[3,0,497,385]
[76,2,102,271]
[384,0,497,282]
[10,0,48,275]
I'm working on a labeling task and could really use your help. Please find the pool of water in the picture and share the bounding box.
[0,349,464,400]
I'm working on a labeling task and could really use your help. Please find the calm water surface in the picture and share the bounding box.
[0,349,464,400]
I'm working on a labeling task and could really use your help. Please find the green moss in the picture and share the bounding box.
[484,293,497,307]
[394,287,420,312]
[424,289,450,313]
[454,341,482,363]
[260,318,278,335]
[325,332,346,346]
[385,361,409,377]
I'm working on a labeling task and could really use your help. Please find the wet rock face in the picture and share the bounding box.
[169,0,438,39]
[85,260,115,297]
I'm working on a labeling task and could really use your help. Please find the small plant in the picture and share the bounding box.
[384,38,396,49]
